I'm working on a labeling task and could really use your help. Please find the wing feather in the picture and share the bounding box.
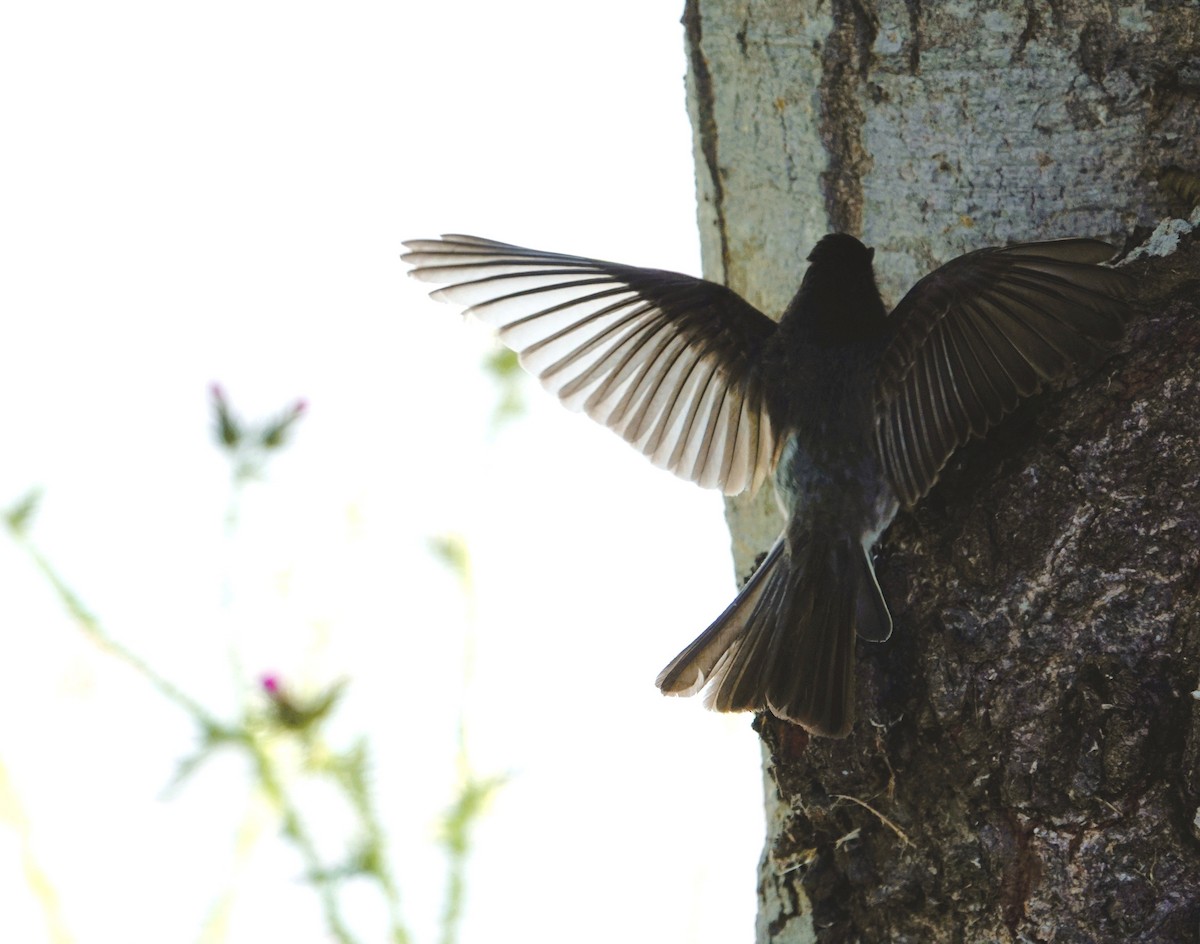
[405,235,781,494]
[876,238,1132,505]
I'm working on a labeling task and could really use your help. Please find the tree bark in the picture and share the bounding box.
[683,1,1200,940]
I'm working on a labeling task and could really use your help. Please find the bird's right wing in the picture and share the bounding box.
[403,235,782,495]
[875,239,1132,506]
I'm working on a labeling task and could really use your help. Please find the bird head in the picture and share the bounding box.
[806,233,876,267]
[781,234,888,343]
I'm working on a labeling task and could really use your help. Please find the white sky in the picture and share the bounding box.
[0,2,767,942]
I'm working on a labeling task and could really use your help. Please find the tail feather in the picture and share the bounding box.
[707,550,791,712]
[655,541,785,696]
[767,551,856,734]
[656,534,890,737]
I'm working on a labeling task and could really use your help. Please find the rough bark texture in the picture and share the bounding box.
[683,1,1200,940]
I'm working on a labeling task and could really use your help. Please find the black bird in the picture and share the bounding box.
[402,233,1129,736]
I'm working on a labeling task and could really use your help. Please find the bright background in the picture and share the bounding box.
[0,2,767,943]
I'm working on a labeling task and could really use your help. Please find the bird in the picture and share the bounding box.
[402,232,1130,737]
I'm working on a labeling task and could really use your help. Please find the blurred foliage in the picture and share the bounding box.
[482,346,526,428]
[210,383,307,484]
[4,488,40,536]
[428,534,472,590]
[2,386,502,944]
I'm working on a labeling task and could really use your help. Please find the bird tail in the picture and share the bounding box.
[655,533,890,737]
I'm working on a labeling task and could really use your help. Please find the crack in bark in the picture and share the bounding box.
[683,0,730,279]
[1015,0,1042,61]
[818,0,878,235]
[902,0,923,74]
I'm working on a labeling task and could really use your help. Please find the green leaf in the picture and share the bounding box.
[4,489,41,535]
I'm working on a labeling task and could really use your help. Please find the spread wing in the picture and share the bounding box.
[403,235,781,494]
[875,239,1132,506]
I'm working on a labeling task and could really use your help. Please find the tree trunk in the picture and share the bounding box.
[683,1,1200,940]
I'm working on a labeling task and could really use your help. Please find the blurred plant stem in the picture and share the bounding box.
[11,520,225,732]
[428,535,506,944]
[3,391,413,944]
[3,387,503,944]
[5,500,408,944]
[196,795,271,944]
[0,758,74,944]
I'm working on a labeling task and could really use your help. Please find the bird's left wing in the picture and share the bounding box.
[875,239,1131,506]
[403,235,781,494]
